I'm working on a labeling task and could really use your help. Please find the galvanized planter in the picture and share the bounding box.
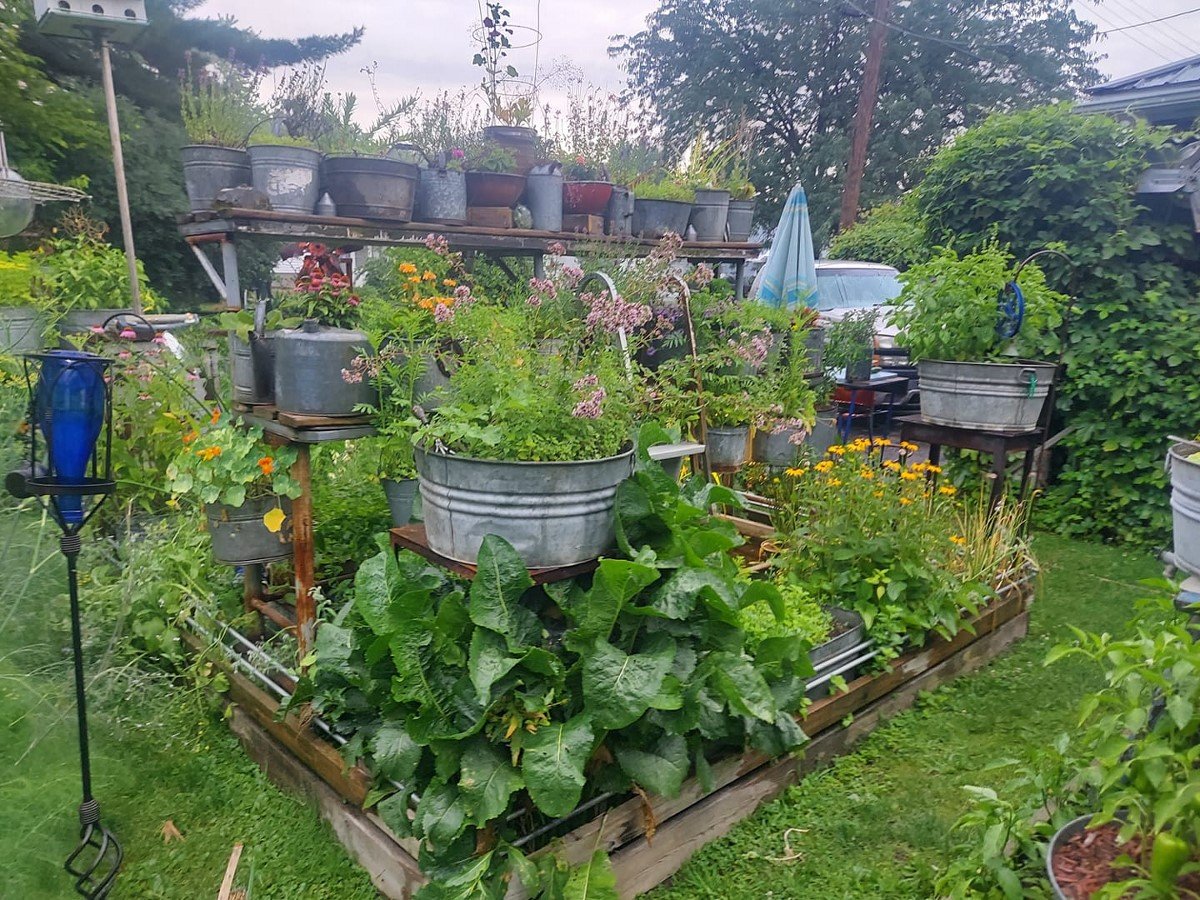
[606,186,635,236]
[632,198,693,239]
[273,321,377,417]
[1046,815,1094,900]
[525,167,564,231]
[706,426,751,469]
[60,308,133,337]
[807,412,840,456]
[180,145,251,213]
[752,426,806,467]
[382,478,418,528]
[247,145,321,214]
[229,332,276,406]
[321,155,418,221]
[416,168,467,224]
[726,199,756,241]
[806,608,869,700]
[919,360,1055,432]
[414,446,634,567]
[0,306,45,354]
[1170,442,1200,578]
[206,496,293,565]
[690,189,731,242]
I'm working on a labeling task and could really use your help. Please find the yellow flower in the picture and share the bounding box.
[950,535,967,546]
[785,467,807,477]
[827,477,843,487]
[849,439,871,453]
[900,441,920,454]
[197,446,222,462]
[814,460,835,474]
[883,460,902,472]
[873,490,885,499]
[828,444,846,456]
[398,262,418,275]
[422,270,438,282]
[900,497,913,506]
[926,464,943,474]
[859,467,875,480]
[872,437,892,447]
[938,484,958,496]
[443,278,458,288]
[900,471,920,481]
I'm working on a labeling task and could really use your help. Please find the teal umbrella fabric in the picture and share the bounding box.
[755,183,818,309]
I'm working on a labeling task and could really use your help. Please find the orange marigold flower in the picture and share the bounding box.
[417,298,435,310]
[408,275,423,285]
[398,262,418,275]
[443,278,458,288]
[422,271,437,282]
[258,456,276,476]
[197,446,222,462]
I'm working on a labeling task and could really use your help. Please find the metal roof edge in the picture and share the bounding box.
[1085,54,1200,95]
[1077,82,1200,116]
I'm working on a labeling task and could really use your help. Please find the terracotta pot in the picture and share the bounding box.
[465,171,527,208]
[563,181,614,216]
[482,125,539,174]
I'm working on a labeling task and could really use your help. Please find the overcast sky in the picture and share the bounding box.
[194,0,1200,112]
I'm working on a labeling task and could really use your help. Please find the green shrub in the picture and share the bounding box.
[828,198,930,271]
[0,251,38,308]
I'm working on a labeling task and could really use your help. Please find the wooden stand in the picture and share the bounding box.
[466,207,514,229]
[562,214,605,235]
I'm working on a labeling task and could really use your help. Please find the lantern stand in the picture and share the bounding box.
[6,350,120,900]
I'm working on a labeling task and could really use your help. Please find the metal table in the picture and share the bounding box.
[835,372,910,440]
[178,208,763,307]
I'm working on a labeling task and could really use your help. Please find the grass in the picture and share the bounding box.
[0,504,1160,899]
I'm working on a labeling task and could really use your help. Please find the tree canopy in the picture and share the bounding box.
[614,0,1101,243]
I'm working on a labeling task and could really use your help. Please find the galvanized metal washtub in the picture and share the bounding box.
[752,426,807,467]
[0,307,45,354]
[1170,442,1200,578]
[806,608,868,700]
[918,360,1055,432]
[705,426,751,469]
[273,321,377,417]
[206,496,293,565]
[632,198,693,239]
[606,186,635,236]
[807,412,840,456]
[321,156,419,221]
[690,188,731,242]
[416,168,467,224]
[180,145,251,213]
[414,446,634,567]
[726,198,756,241]
[247,145,321,214]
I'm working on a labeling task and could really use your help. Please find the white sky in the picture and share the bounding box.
[194,0,1200,111]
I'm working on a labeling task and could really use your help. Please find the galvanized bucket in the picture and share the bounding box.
[752,426,806,466]
[273,321,377,417]
[229,332,276,406]
[321,155,419,221]
[206,496,293,565]
[382,478,418,527]
[416,168,467,224]
[632,198,693,239]
[247,145,321,214]
[180,145,251,213]
[1046,815,1094,900]
[525,166,564,232]
[414,446,634,567]
[806,608,868,700]
[726,199,756,241]
[706,426,751,469]
[919,360,1055,432]
[1170,442,1200,578]
[607,186,635,236]
[690,189,731,242]
[0,307,45,354]
[807,413,840,456]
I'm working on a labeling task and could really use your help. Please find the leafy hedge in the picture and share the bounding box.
[915,104,1200,547]
[827,197,931,271]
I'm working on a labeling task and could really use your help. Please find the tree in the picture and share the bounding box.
[614,0,1100,244]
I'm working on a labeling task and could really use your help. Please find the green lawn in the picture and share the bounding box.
[0,507,1158,899]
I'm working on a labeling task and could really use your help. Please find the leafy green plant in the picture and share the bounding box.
[738,579,832,647]
[890,243,1066,363]
[295,431,813,896]
[0,251,39,309]
[635,178,695,203]
[275,243,363,330]
[828,198,929,271]
[35,229,161,313]
[180,55,265,147]
[166,414,301,509]
[470,145,518,174]
[823,309,876,373]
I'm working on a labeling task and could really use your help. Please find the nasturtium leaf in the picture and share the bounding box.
[467,628,521,704]
[457,740,524,827]
[369,723,423,786]
[521,715,594,818]
[262,504,286,533]
[563,849,619,900]
[615,734,689,798]
[414,779,468,848]
[582,638,675,730]
[706,652,777,723]
[469,535,538,651]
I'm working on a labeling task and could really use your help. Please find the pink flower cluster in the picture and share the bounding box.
[527,277,558,308]
[731,331,774,369]
[424,233,451,256]
[547,241,567,256]
[693,263,715,288]
[583,290,653,334]
[572,389,607,420]
[572,374,600,390]
[433,303,454,324]
[650,232,684,261]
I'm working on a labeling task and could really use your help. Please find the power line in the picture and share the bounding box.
[1081,2,1176,63]
[1097,4,1200,34]
[840,0,993,62]
[1101,0,1200,57]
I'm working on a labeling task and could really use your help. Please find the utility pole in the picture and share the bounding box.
[97,38,142,315]
[839,0,892,232]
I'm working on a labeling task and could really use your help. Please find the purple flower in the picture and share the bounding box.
[573,374,600,390]
[433,303,454,324]
[732,332,773,369]
[571,387,606,420]
[341,367,364,384]
[583,290,653,334]
[454,284,472,300]
[119,328,138,340]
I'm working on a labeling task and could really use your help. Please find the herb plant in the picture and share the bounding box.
[634,178,695,203]
[470,145,518,174]
[822,309,876,375]
[180,55,265,148]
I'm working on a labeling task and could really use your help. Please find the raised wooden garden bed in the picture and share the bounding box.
[188,570,1035,899]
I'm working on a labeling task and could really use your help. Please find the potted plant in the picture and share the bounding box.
[684,132,735,242]
[753,317,818,466]
[607,137,661,238]
[474,3,539,172]
[725,118,760,241]
[179,57,260,213]
[219,302,299,407]
[632,177,695,239]
[166,413,302,566]
[465,145,526,208]
[272,243,377,417]
[0,251,47,354]
[1169,440,1200,580]
[561,154,613,217]
[824,309,877,382]
[890,243,1066,432]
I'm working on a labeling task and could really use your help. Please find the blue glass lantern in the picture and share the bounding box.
[22,351,115,530]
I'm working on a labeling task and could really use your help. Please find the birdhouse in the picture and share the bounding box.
[31,0,148,44]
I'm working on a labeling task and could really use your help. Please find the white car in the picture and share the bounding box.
[813,260,902,348]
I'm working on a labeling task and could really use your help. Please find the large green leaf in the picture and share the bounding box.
[647,567,738,621]
[615,734,689,798]
[369,723,424,786]
[705,652,777,723]
[469,535,538,651]
[566,559,660,645]
[355,549,443,638]
[376,791,413,838]
[457,740,524,827]
[563,850,619,900]
[582,638,675,729]
[314,622,354,679]
[521,715,595,818]
[414,779,469,848]
[467,628,521,704]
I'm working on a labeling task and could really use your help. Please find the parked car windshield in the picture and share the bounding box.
[816,266,901,312]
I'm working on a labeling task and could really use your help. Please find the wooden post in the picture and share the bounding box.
[292,445,315,665]
[242,563,264,640]
[97,38,142,315]
[838,0,892,232]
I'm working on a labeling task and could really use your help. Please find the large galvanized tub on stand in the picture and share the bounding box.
[414,447,634,567]
[248,145,321,214]
[1170,442,1200,578]
[321,156,419,221]
[180,145,251,213]
[918,360,1055,432]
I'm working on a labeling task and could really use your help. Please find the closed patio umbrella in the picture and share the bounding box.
[754,183,818,309]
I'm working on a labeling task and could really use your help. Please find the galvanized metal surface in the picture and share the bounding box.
[706,426,751,469]
[606,186,635,237]
[206,497,293,565]
[1171,442,1200,578]
[180,145,251,213]
[752,427,806,467]
[726,199,756,242]
[248,145,321,215]
[689,189,731,242]
[321,156,418,221]
[524,171,564,232]
[229,332,276,405]
[806,608,870,700]
[382,478,418,528]
[1046,814,1092,900]
[415,168,467,224]
[0,307,45,354]
[414,447,634,567]
[273,323,377,417]
[632,198,693,240]
[807,414,840,456]
[918,360,1055,432]
[59,309,133,336]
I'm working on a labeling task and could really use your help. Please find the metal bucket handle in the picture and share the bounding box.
[252,298,268,341]
[578,271,632,377]
[1019,367,1039,399]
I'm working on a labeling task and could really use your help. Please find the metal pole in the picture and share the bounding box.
[838,0,892,232]
[64,544,94,804]
[97,38,142,315]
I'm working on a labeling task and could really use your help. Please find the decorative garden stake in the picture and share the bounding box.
[6,351,121,899]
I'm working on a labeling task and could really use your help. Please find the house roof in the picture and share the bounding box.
[1079,55,1200,127]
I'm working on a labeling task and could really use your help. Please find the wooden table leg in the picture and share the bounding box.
[1019,447,1037,499]
[292,444,315,667]
[243,563,264,640]
[989,446,1008,511]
